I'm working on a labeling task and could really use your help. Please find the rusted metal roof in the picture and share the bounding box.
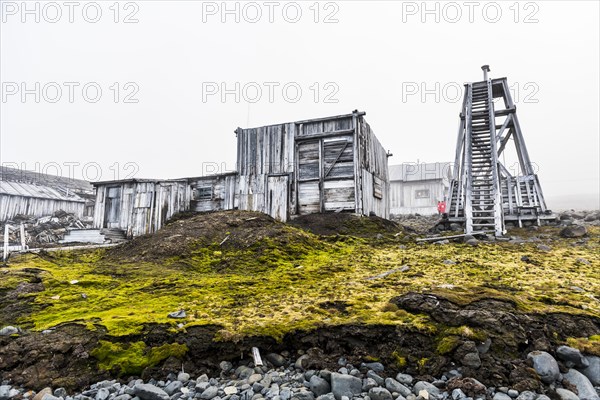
[0,180,85,202]
[389,162,452,182]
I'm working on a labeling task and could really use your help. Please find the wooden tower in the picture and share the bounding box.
[447,66,551,236]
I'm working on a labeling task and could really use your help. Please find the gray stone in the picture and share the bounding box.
[237,366,255,380]
[368,388,393,400]
[95,389,110,400]
[367,371,384,386]
[41,395,60,400]
[364,362,385,373]
[395,374,413,386]
[177,372,190,383]
[134,385,169,400]
[555,389,580,400]
[537,244,551,252]
[114,395,132,400]
[164,382,183,396]
[412,383,440,399]
[267,354,287,368]
[362,378,378,392]
[316,395,335,400]
[461,352,481,369]
[319,370,332,383]
[224,388,238,396]
[557,346,590,368]
[295,355,310,370]
[451,389,465,400]
[384,379,411,398]
[330,373,362,400]
[493,394,512,400]
[580,355,600,385]
[220,361,233,372]
[54,389,67,399]
[0,386,11,400]
[465,239,479,247]
[527,351,560,384]
[537,396,551,400]
[507,391,518,399]
[309,376,330,397]
[200,387,219,400]
[167,310,186,319]
[280,389,292,400]
[0,326,19,336]
[248,375,263,385]
[291,392,314,400]
[515,392,536,400]
[563,369,599,400]
[560,225,587,238]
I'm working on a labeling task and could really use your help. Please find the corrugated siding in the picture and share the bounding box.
[0,194,84,220]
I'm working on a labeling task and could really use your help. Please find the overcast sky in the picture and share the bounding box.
[1,0,599,209]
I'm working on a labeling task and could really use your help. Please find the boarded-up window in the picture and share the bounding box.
[195,186,212,201]
[415,189,430,199]
[373,176,383,199]
[323,138,354,180]
[298,141,320,181]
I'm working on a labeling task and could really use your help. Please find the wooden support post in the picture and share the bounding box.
[3,225,9,262]
[20,223,26,250]
[251,347,263,367]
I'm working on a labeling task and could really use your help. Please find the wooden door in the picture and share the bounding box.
[267,175,288,221]
[103,186,122,228]
[296,135,355,215]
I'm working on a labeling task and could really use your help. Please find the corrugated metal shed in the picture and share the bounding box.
[0,181,84,202]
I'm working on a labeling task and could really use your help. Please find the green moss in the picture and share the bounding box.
[91,340,188,375]
[436,336,460,355]
[392,351,407,368]
[2,222,599,341]
[566,335,600,356]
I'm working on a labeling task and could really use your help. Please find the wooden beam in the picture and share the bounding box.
[416,231,490,242]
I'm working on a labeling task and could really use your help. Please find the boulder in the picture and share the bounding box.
[555,389,580,400]
[557,346,590,368]
[133,384,170,400]
[369,388,393,400]
[309,375,331,397]
[364,362,385,373]
[527,351,560,384]
[384,378,411,397]
[579,355,600,386]
[267,353,287,367]
[560,225,587,238]
[563,369,599,400]
[330,373,362,400]
[412,382,440,398]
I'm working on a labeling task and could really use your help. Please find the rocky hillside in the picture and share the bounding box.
[0,210,599,394]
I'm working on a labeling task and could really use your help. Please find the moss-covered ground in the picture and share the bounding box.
[1,212,599,351]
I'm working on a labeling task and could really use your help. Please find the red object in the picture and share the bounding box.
[437,201,447,214]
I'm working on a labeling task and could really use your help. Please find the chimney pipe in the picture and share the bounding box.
[481,65,490,81]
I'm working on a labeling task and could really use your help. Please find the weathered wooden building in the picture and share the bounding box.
[0,181,86,221]
[92,111,391,237]
[92,179,190,237]
[388,163,452,215]
[235,110,390,221]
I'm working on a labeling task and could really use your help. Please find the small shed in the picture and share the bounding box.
[92,179,190,237]
[388,162,452,215]
[0,180,85,220]
[236,110,390,221]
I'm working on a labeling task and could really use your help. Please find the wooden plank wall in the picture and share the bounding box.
[357,118,390,219]
[0,194,85,220]
[190,174,237,212]
[389,180,446,215]
[236,123,295,220]
[93,181,190,237]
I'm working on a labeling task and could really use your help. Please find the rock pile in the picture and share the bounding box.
[1,346,598,400]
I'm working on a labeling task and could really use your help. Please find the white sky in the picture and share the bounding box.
[1,0,599,209]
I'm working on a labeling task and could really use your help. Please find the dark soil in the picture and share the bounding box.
[3,293,599,392]
[289,212,401,237]
[106,210,322,263]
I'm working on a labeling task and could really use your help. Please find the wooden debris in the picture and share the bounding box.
[251,347,263,367]
[416,231,490,242]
